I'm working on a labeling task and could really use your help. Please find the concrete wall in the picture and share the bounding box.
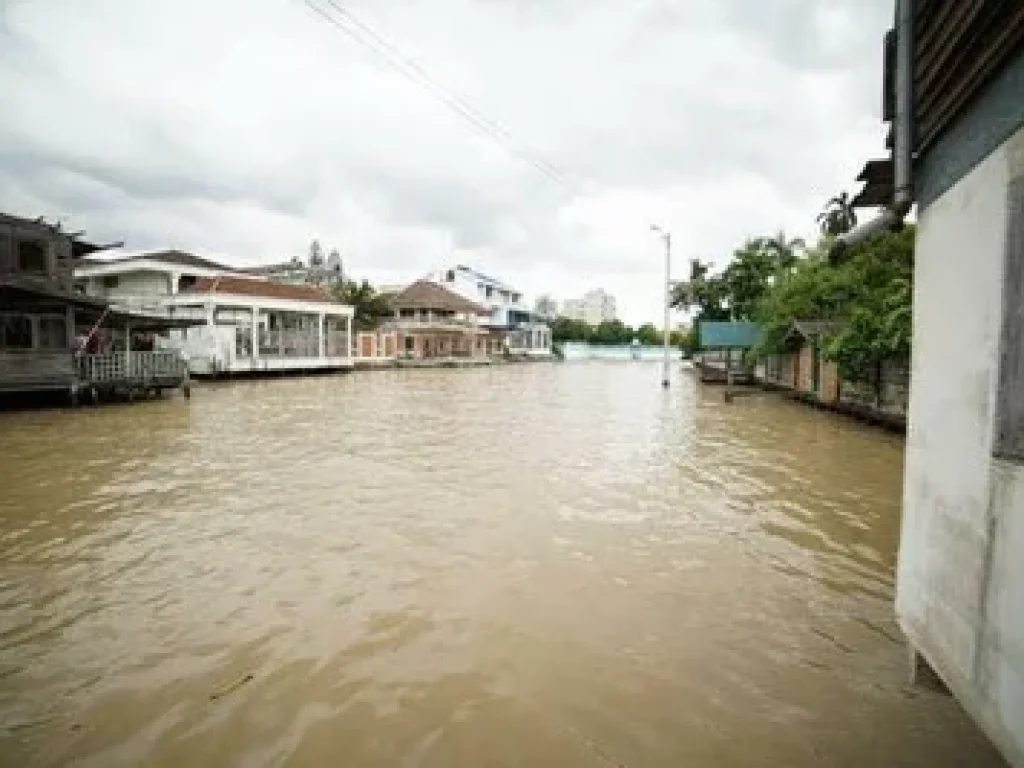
[85,271,171,309]
[897,123,1024,767]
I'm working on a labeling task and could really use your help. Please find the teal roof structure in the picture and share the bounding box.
[698,321,762,349]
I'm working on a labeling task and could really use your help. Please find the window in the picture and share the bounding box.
[994,173,1024,459]
[38,316,67,350]
[0,232,11,269]
[485,286,493,298]
[178,275,198,291]
[102,275,119,289]
[17,239,48,273]
[0,315,33,349]
[446,270,455,282]
[405,335,414,352]
[235,326,252,358]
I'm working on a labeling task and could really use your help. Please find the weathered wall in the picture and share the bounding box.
[85,271,170,308]
[796,344,814,393]
[897,122,1024,767]
[819,360,840,404]
[0,351,75,391]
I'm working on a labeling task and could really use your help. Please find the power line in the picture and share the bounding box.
[301,0,580,193]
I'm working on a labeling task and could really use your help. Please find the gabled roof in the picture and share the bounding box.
[788,320,842,340]
[184,275,334,303]
[81,249,239,273]
[390,280,488,314]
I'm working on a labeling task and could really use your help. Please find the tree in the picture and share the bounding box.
[332,279,391,330]
[635,323,661,346]
[672,259,730,321]
[754,227,914,379]
[816,192,858,237]
[550,316,592,343]
[763,230,805,273]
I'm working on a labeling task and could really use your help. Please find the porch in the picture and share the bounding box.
[78,350,188,391]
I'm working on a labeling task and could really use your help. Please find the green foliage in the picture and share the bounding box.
[550,316,593,343]
[331,278,392,330]
[550,315,684,348]
[755,227,914,378]
[821,228,914,377]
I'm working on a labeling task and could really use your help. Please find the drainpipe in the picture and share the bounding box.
[831,0,914,260]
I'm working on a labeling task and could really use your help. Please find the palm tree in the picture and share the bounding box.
[763,230,805,273]
[817,192,858,237]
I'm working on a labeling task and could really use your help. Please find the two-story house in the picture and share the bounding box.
[427,265,551,356]
[0,213,191,398]
[75,250,354,376]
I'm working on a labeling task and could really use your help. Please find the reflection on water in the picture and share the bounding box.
[0,364,1005,766]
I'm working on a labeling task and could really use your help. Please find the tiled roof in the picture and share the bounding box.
[390,280,488,314]
[186,276,335,303]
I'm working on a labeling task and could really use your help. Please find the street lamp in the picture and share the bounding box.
[651,224,672,388]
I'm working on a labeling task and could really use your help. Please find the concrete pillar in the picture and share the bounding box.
[251,306,259,360]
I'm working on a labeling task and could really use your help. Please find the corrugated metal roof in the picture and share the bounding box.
[698,321,762,349]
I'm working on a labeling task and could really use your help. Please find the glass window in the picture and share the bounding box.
[17,239,48,273]
[38,316,67,349]
[102,275,119,288]
[1,315,33,349]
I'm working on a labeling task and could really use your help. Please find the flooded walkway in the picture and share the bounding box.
[0,364,1005,766]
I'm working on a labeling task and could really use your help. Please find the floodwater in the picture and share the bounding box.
[0,363,1006,767]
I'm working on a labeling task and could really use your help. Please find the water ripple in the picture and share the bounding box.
[0,364,1003,767]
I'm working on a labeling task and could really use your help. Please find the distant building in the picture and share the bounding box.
[562,289,616,325]
[239,252,344,290]
[534,294,558,320]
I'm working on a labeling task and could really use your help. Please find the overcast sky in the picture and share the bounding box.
[1,0,891,325]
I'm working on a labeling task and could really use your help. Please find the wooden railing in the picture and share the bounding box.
[78,351,186,384]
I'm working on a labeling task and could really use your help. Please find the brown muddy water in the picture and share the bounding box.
[0,363,1006,766]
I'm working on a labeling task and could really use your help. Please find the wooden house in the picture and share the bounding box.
[0,213,194,399]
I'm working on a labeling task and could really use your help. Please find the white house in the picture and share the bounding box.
[427,265,552,356]
[75,251,354,376]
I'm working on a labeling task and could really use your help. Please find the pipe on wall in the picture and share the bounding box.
[831,0,914,260]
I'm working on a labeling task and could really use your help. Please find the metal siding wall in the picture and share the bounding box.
[918,46,1024,209]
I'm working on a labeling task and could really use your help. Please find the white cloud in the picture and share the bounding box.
[0,0,891,324]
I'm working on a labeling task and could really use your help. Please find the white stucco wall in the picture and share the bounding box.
[85,270,171,309]
[898,124,1024,766]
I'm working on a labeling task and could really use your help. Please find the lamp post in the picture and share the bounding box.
[651,224,672,388]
